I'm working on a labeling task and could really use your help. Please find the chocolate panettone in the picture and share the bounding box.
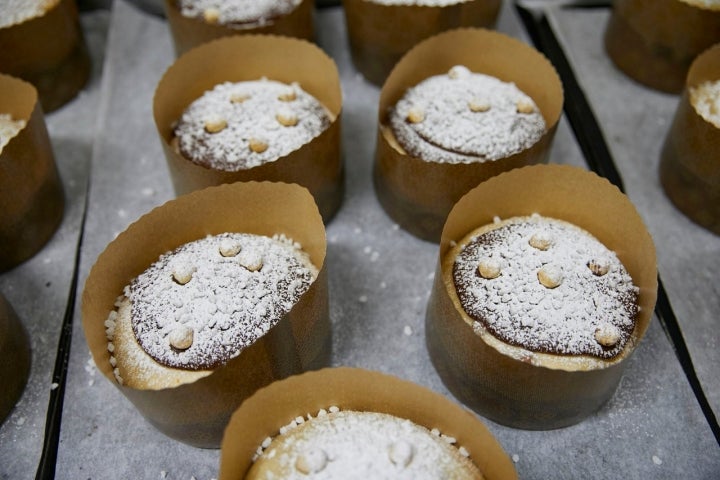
[106,232,317,389]
[176,0,301,29]
[450,214,639,362]
[247,409,485,479]
[389,65,546,164]
[173,79,331,172]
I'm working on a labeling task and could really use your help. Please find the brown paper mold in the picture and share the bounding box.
[153,35,344,224]
[425,164,658,430]
[604,0,720,94]
[0,0,90,113]
[82,182,331,448]
[660,44,720,234]
[0,74,64,272]
[219,367,517,479]
[343,0,502,86]
[163,0,314,57]
[373,28,563,242]
[0,292,31,425]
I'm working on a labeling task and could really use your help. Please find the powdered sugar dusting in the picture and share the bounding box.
[0,114,26,154]
[369,0,464,5]
[119,233,316,371]
[0,0,57,28]
[453,215,638,358]
[390,66,545,163]
[174,79,330,171]
[178,0,301,27]
[690,79,720,128]
[679,0,720,10]
[249,410,482,479]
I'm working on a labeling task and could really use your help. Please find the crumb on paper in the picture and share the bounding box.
[50,383,59,390]
[512,454,520,463]
[358,295,368,303]
[85,356,97,376]
[16,417,26,426]
[142,187,155,197]
[160,471,167,479]
[652,455,662,466]
[403,326,413,336]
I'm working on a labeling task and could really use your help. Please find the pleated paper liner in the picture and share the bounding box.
[153,35,344,224]
[374,28,563,242]
[0,74,64,272]
[163,0,314,57]
[342,0,502,86]
[82,182,331,448]
[0,0,90,113]
[0,292,31,425]
[426,164,658,429]
[660,44,720,234]
[604,0,720,94]
[219,367,517,480]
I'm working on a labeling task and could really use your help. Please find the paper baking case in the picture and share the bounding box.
[0,0,90,112]
[218,367,517,479]
[425,164,657,430]
[604,0,720,94]
[153,35,344,224]
[164,0,314,57]
[660,44,720,234]
[82,182,331,448]
[0,292,31,425]
[0,74,64,272]
[343,0,502,86]
[374,28,563,242]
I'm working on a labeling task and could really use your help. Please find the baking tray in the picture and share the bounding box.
[1,1,718,479]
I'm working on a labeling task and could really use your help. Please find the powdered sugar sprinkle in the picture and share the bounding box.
[174,79,330,171]
[453,215,639,358]
[390,66,545,163]
[119,233,316,371]
[178,0,301,27]
[0,114,26,154]
[250,409,481,479]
